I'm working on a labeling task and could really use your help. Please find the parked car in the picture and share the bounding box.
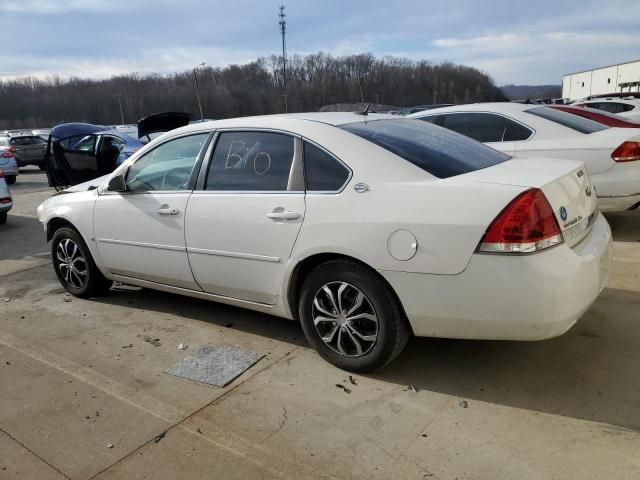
[0,169,13,224]
[409,103,640,212]
[0,137,19,184]
[548,105,640,128]
[46,112,192,189]
[572,98,640,122]
[37,113,612,372]
[396,104,453,116]
[8,134,48,169]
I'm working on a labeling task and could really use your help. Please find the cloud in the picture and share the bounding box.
[1,0,115,13]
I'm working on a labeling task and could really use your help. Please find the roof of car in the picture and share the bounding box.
[172,112,398,135]
[407,102,535,117]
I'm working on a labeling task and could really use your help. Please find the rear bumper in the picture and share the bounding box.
[593,162,640,211]
[0,165,18,176]
[597,193,640,211]
[0,201,12,213]
[381,214,612,341]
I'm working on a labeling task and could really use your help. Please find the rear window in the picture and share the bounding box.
[526,107,608,134]
[339,119,510,179]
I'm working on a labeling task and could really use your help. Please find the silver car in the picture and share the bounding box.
[0,137,19,184]
[0,170,13,224]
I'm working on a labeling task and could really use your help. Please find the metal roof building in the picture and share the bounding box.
[562,59,640,100]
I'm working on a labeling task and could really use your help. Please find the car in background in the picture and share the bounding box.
[0,137,19,184]
[409,103,640,212]
[0,169,13,224]
[46,112,192,189]
[32,129,52,141]
[572,98,640,122]
[8,134,48,169]
[548,105,640,128]
[38,113,611,371]
[395,104,453,116]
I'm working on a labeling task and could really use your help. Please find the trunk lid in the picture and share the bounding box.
[460,158,598,247]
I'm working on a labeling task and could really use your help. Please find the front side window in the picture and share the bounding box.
[440,113,508,143]
[526,106,608,134]
[205,131,295,191]
[340,119,510,179]
[126,133,208,192]
[303,142,350,191]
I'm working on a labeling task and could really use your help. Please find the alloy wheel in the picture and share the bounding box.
[312,281,378,357]
[56,238,88,289]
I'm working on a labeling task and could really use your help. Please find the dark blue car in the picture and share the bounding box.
[46,112,191,189]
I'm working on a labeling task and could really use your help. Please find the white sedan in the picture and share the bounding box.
[37,113,612,371]
[409,103,640,212]
[573,97,640,123]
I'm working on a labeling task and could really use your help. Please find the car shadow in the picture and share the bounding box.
[0,214,48,259]
[605,210,640,242]
[93,284,309,348]
[92,282,640,432]
[373,286,640,431]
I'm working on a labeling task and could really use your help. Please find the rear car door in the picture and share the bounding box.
[185,130,305,304]
[94,133,210,289]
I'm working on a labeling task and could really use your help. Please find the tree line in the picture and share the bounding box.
[0,52,507,129]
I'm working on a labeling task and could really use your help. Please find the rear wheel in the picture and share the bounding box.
[298,259,410,372]
[51,227,112,297]
[0,212,7,224]
[5,176,16,185]
[38,164,46,171]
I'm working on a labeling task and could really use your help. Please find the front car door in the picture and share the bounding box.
[185,130,305,305]
[93,132,211,289]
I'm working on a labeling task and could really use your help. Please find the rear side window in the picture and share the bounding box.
[584,102,635,114]
[339,119,510,179]
[206,131,294,191]
[526,106,608,133]
[504,118,533,140]
[303,142,350,191]
[441,112,508,143]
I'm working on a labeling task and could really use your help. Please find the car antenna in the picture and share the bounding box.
[355,103,371,115]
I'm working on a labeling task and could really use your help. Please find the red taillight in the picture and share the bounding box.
[1,150,13,158]
[7,147,16,153]
[478,188,563,254]
[0,198,11,204]
[611,141,640,162]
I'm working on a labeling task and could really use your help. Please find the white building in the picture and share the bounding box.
[562,59,640,100]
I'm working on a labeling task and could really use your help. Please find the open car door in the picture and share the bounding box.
[45,123,106,190]
[137,112,192,142]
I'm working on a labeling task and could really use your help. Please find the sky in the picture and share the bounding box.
[2,0,640,86]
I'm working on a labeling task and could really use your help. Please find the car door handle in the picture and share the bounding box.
[267,210,300,220]
[156,205,180,215]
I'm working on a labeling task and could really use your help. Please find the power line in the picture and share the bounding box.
[278,5,287,112]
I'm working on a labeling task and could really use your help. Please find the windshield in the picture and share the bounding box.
[526,106,608,134]
[339,119,510,179]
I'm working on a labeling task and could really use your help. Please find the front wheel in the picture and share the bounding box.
[298,259,410,372]
[5,175,16,185]
[51,227,112,297]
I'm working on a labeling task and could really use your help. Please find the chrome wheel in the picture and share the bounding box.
[312,281,378,357]
[56,238,88,289]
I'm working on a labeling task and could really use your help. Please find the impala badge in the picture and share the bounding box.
[577,170,584,178]
[354,183,369,193]
[585,185,592,197]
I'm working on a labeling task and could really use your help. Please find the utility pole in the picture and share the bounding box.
[279,5,287,112]
[115,94,125,124]
[193,62,205,121]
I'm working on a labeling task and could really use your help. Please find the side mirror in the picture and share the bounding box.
[107,174,127,192]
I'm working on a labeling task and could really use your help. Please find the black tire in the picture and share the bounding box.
[51,227,112,297]
[5,175,16,185]
[38,164,46,171]
[0,212,6,224]
[298,259,410,372]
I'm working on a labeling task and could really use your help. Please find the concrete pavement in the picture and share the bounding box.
[1,168,640,479]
